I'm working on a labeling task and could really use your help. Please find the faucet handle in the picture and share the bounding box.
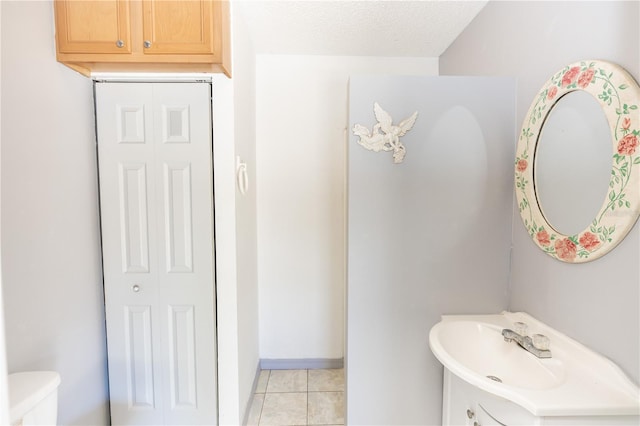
[532,334,550,351]
[513,321,528,336]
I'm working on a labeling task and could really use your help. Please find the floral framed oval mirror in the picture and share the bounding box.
[515,60,640,263]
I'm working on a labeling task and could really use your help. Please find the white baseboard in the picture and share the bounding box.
[260,358,344,370]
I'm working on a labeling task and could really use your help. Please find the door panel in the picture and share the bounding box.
[97,83,163,425]
[167,305,197,408]
[152,83,216,425]
[162,162,194,273]
[117,105,147,144]
[119,162,151,273]
[124,305,156,409]
[161,105,191,143]
[96,82,216,425]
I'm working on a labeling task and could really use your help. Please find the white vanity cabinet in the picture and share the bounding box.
[443,370,536,426]
[431,313,640,426]
[443,370,639,426]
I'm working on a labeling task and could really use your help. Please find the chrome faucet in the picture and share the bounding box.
[502,327,552,359]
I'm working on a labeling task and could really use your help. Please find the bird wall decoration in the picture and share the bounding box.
[352,102,418,164]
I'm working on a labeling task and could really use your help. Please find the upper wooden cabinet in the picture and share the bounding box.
[141,1,214,55]
[56,1,132,55]
[54,0,230,76]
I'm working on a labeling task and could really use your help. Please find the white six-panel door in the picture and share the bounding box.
[95,82,217,425]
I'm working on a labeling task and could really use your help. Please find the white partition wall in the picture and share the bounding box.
[347,76,516,425]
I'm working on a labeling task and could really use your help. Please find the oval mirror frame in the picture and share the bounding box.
[515,60,640,263]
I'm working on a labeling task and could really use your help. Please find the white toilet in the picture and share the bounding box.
[8,371,61,426]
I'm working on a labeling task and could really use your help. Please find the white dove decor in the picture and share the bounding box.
[352,102,418,164]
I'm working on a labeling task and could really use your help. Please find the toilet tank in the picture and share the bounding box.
[9,371,61,426]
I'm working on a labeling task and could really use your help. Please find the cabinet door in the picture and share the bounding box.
[476,404,507,426]
[141,0,216,54]
[443,370,474,426]
[55,0,131,54]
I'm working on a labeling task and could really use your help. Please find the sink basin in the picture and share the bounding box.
[432,320,564,390]
[429,312,640,417]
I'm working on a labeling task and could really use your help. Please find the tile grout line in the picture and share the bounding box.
[253,368,345,426]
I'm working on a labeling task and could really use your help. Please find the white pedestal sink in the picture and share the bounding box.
[429,312,639,425]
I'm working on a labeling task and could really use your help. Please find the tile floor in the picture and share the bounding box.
[247,369,345,426]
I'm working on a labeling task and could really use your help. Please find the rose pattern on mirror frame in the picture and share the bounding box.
[617,134,638,156]
[536,230,551,247]
[515,60,640,262]
[577,68,595,88]
[554,238,577,262]
[516,159,528,173]
[578,232,601,252]
[561,66,581,87]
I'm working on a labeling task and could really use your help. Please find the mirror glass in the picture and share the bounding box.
[535,91,612,236]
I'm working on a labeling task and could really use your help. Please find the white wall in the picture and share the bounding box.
[231,3,260,423]
[0,1,109,425]
[0,3,9,423]
[441,0,640,384]
[212,4,260,425]
[0,3,258,426]
[256,55,438,361]
[210,73,245,426]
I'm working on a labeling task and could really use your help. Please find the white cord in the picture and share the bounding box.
[236,156,249,195]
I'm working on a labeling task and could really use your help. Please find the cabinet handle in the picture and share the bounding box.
[143,40,152,48]
[473,422,480,426]
[466,409,474,419]
[132,284,140,293]
[116,39,125,48]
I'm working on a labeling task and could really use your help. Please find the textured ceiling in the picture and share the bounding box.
[236,0,488,57]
